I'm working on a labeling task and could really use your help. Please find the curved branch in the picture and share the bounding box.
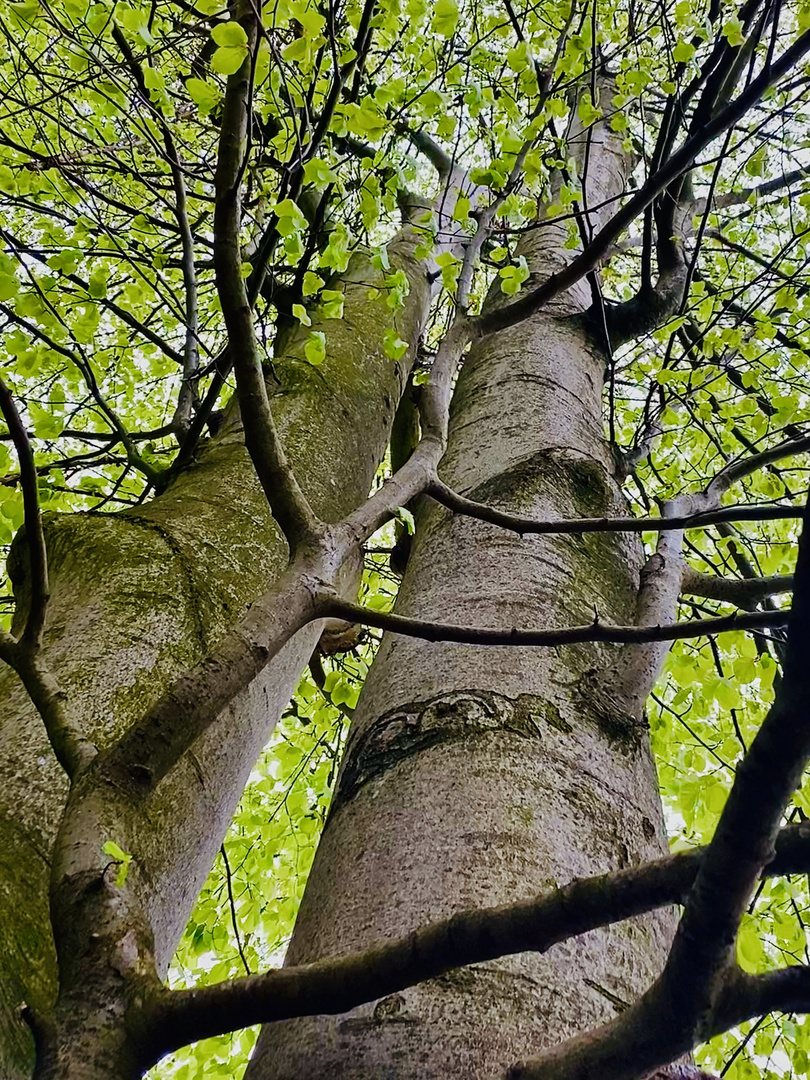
[323,597,787,648]
[140,820,810,1067]
[474,26,810,336]
[427,478,803,535]
[213,0,318,546]
[0,377,48,646]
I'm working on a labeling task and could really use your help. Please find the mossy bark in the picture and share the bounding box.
[0,232,432,1079]
[250,102,676,1079]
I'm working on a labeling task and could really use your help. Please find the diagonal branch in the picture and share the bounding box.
[140,820,810,1067]
[473,26,810,337]
[509,490,810,1080]
[0,378,94,777]
[98,562,322,799]
[213,0,318,547]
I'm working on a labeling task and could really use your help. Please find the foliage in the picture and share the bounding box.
[3,0,810,1075]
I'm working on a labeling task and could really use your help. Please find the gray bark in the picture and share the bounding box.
[0,232,432,1079]
[250,97,676,1079]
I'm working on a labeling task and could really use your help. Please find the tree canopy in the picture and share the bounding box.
[4,0,810,1077]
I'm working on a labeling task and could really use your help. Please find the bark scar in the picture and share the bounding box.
[331,690,554,811]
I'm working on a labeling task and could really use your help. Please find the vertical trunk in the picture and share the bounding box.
[0,233,432,1079]
[250,101,675,1079]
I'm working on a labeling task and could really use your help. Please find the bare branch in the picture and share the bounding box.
[706,435,810,501]
[681,568,793,606]
[110,25,200,436]
[426,478,802,535]
[396,124,456,178]
[705,164,810,212]
[0,378,48,646]
[141,820,810,1066]
[322,596,787,648]
[473,27,810,337]
[510,493,810,1080]
[341,321,473,545]
[212,0,318,547]
[0,386,94,775]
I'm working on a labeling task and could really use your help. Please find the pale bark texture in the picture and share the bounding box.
[0,233,432,1079]
[250,97,675,1079]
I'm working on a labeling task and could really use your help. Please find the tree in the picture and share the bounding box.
[2,0,810,1077]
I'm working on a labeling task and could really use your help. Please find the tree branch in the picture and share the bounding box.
[140,820,810,1067]
[213,0,318,547]
[510,490,810,1080]
[110,25,200,437]
[322,597,787,648]
[0,377,48,646]
[426,477,803,535]
[681,568,793,606]
[473,26,810,337]
[0,379,94,776]
[98,563,322,799]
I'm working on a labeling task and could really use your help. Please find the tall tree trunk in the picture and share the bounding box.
[250,95,676,1079]
[0,231,432,1079]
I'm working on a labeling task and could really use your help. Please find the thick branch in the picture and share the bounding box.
[603,177,692,349]
[681,568,793,606]
[9,646,95,778]
[99,563,322,798]
[213,0,318,546]
[141,821,810,1066]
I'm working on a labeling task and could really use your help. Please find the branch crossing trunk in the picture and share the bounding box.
[249,84,677,1080]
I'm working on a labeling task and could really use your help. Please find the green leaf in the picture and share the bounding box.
[383,330,408,360]
[384,268,410,310]
[211,46,248,75]
[273,199,308,236]
[302,272,324,296]
[452,195,471,223]
[319,289,344,320]
[431,0,458,36]
[722,18,745,46]
[88,272,107,299]
[292,303,311,326]
[672,40,695,63]
[186,78,221,116]
[394,506,415,534]
[435,251,460,292]
[0,166,15,194]
[736,915,768,973]
[498,256,529,296]
[303,158,337,186]
[102,840,133,888]
[304,331,326,365]
[212,21,248,47]
[282,37,309,63]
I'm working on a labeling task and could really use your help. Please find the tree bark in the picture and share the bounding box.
[0,231,432,1079]
[250,95,676,1079]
